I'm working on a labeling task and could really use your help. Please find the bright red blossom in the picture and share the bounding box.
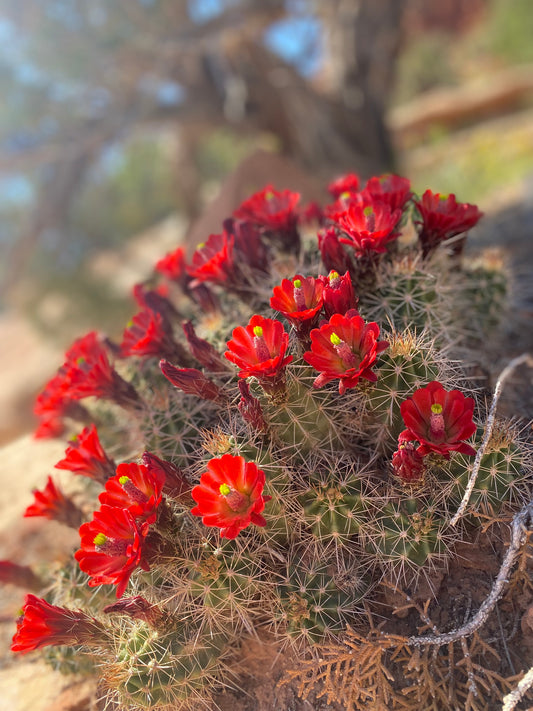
[391,442,426,484]
[75,505,150,597]
[362,174,412,213]
[188,232,235,286]
[55,424,116,484]
[11,594,107,654]
[399,381,477,459]
[99,462,165,524]
[24,476,82,528]
[414,190,483,257]
[270,275,324,325]
[327,173,361,199]
[120,309,178,360]
[191,454,270,539]
[321,270,358,319]
[155,246,186,282]
[334,200,402,257]
[62,332,140,408]
[225,315,293,380]
[233,185,300,235]
[304,313,388,394]
[318,227,351,274]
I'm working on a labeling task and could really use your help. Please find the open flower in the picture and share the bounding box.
[55,424,116,484]
[187,232,235,286]
[270,275,324,328]
[334,201,402,257]
[63,332,141,409]
[11,594,107,654]
[24,476,83,529]
[414,190,483,257]
[99,462,165,524]
[362,174,412,213]
[191,454,270,539]
[120,309,180,360]
[233,185,301,252]
[33,369,88,439]
[327,173,361,199]
[399,381,477,459]
[234,185,300,234]
[304,313,388,394]
[75,505,150,597]
[225,315,293,381]
[155,246,186,283]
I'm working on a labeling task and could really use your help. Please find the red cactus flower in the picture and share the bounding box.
[188,232,235,286]
[75,505,150,597]
[11,594,107,654]
[155,246,186,282]
[33,369,88,439]
[99,462,165,524]
[234,185,300,235]
[120,309,180,360]
[327,173,361,199]
[63,332,140,409]
[24,476,83,529]
[334,200,402,257]
[304,313,388,394]
[318,227,351,274]
[270,275,324,327]
[362,174,412,213]
[414,190,483,257]
[391,442,426,484]
[55,425,116,484]
[160,361,225,402]
[191,454,270,539]
[225,315,293,380]
[321,270,358,319]
[399,381,477,459]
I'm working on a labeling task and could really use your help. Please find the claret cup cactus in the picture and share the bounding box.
[5,175,532,710]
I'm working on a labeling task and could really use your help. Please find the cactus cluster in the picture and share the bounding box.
[5,174,531,710]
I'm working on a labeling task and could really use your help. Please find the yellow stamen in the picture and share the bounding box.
[219,483,231,496]
[119,476,131,486]
[253,326,263,338]
[330,333,341,346]
[93,532,107,547]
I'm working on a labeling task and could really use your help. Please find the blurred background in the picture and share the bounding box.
[1,0,533,444]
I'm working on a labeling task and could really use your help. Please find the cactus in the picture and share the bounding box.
[8,174,530,711]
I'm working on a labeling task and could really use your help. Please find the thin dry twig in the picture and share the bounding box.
[502,665,533,711]
[409,501,533,648]
[450,353,533,527]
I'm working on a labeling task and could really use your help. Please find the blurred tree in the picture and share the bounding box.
[0,0,407,297]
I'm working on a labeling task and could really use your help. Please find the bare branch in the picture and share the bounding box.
[502,665,533,711]
[449,353,533,527]
[408,501,533,648]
